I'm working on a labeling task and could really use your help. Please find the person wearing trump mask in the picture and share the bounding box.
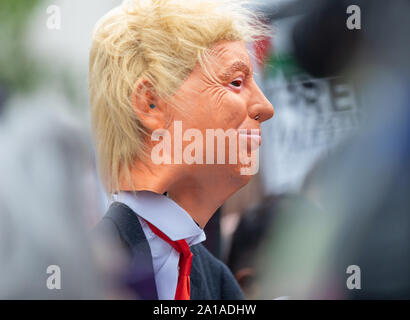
[89,0,274,300]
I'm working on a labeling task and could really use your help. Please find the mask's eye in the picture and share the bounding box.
[230,79,242,88]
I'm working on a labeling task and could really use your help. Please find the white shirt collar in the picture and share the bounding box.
[116,191,206,245]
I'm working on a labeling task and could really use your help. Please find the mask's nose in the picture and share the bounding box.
[247,80,274,122]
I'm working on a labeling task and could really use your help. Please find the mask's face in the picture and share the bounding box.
[167,40,274,182]
[128,40,274,198]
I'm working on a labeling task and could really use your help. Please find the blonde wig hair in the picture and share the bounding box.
[89,0,269,194]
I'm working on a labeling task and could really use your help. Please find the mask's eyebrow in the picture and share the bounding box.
[219,60,250,82]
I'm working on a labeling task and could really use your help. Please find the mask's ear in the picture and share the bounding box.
[131,78,170,132]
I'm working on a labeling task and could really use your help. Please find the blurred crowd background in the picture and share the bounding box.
[0,0,409,299]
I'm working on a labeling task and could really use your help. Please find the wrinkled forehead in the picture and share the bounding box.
[174,40,253,94]
[205,40,252,73]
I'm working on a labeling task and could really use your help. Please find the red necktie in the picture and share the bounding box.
[144,220,193,300]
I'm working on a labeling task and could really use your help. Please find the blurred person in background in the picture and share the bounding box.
[226,195,278,299]
[0,0,120,217]
[256,0,410,299]
[227,192,322,299]
[0,107,105,299]
[227,194,291,299]
[0,0,150,298]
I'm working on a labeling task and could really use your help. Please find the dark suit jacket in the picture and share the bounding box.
[93,202,244,300]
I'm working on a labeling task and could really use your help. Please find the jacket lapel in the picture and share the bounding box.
[105,202,158,300]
